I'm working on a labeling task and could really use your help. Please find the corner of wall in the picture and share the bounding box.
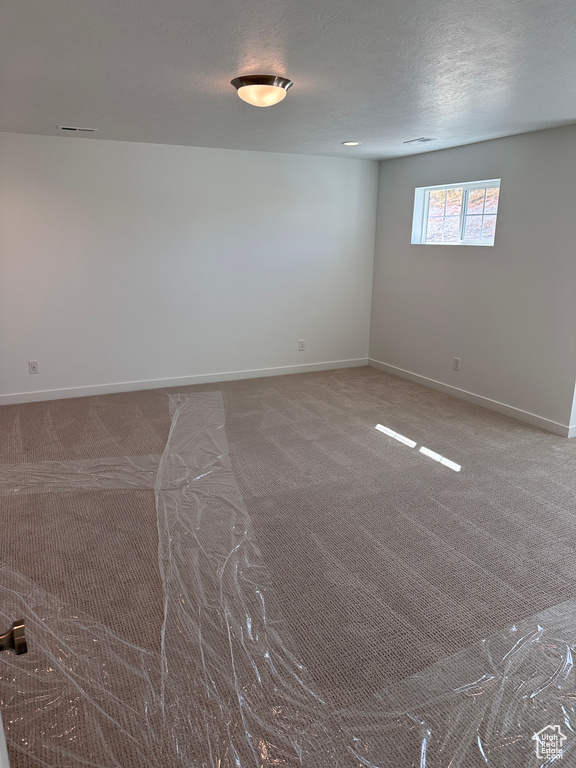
[368,158,385,358]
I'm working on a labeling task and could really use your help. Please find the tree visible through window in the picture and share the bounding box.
[412,180,501,246]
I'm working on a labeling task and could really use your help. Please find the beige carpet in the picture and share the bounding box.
[1,366,576,766]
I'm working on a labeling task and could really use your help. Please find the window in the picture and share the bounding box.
[411,179,501,246]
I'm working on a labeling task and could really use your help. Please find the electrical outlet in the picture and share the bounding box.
[453,357,461,372]
[28,360,39,374]
[298,340,305,352]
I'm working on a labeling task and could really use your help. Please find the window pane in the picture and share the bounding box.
[443,216,460,243]
[428,189,446,216]
[482,215,497,242]
[445,187,462,215]
[414,180,500,246]
[425,217,443,243]
[484,187,499,213]
[467,189,485,213]
[464,215,483,241]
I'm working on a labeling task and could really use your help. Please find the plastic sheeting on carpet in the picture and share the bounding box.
[0,393,341,767]
[0,456,159,495]
[342,599,576,766]
[1,392,576,766]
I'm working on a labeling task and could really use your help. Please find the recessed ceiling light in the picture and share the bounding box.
[230,75,293,107]
[342,141,361,146]
[403,137,436,145]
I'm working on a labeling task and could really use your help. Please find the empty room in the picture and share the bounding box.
[1,0,576,766]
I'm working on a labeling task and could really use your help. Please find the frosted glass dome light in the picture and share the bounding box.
[231,75,293,107]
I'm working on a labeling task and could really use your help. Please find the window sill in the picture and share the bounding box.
[411,241,495,247]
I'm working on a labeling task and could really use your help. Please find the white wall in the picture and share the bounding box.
[0,132,378,403]
[369,126,576,435]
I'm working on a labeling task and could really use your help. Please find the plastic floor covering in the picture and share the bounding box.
[1,383,575,767]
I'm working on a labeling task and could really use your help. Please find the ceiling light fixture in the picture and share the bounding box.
[342,141,361,146]
[230,75,293,107]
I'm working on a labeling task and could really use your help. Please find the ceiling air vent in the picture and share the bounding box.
[403,136,436,144]
[58,125,98,133]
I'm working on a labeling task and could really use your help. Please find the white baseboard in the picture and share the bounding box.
[0,358,369,405]
[368,358,573,438]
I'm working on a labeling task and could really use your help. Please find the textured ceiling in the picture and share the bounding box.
[1,0,576,159]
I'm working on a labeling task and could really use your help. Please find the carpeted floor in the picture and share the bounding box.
[1,366,576,766]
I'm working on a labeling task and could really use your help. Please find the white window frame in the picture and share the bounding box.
[412,179,501,246]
